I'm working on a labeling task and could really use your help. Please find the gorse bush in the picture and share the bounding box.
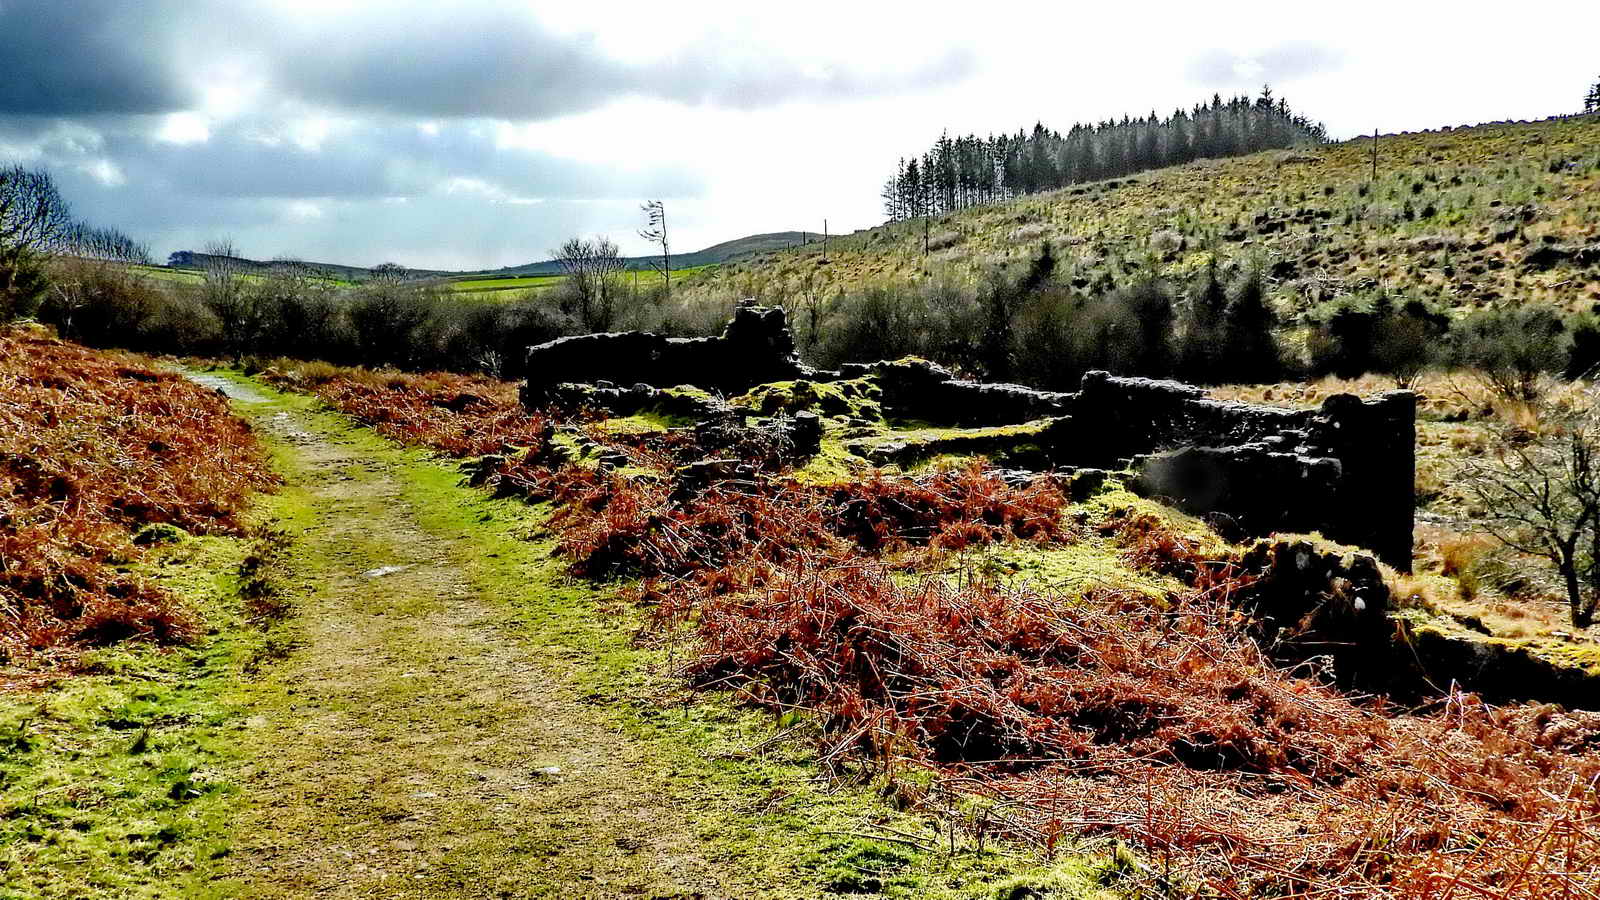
[1306,292,1452,387]
[1453,304,1572,402]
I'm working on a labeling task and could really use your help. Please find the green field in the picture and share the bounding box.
[445,272,567,293]
[129,264,203,284]
[445,265,713,294]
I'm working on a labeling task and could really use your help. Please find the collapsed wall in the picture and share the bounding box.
[523,307,1416,569]
[520,303,806,406]
[842,358,1414,568]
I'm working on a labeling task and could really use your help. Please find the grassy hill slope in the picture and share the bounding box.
[693,116,1600,317]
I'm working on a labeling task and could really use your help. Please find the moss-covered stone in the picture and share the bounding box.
[847,420,1057,468]
[731,377,883,420]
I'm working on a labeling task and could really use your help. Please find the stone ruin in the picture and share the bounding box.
[523,304,1416,570]
[520,304,805,403]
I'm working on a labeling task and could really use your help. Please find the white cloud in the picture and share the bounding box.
[81,159,126,187]
[285,199,324,219]
[154,112,211,145]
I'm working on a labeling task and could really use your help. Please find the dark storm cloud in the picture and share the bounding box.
[1186,41,1345,86]
[0,0,195,115]
[0,1,968,266]
[273,8,975,119]
[3,3,970,123]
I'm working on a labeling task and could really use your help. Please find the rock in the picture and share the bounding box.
[595,451,630,472]
[860,358,1073,426]
[1066,468,1110,501]
[787,411,823,455]
[1522,244,1576,271]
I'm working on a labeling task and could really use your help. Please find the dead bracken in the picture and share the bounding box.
[268,357,1600,899]
[0,326,276,657]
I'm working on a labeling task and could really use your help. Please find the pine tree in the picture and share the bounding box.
[880,91,1327,213]
[1586,77,1600,115]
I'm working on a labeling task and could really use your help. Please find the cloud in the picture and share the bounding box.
[273,8,975,120]
[3,2,976,123]
[0,0,195,115]
[1186,41,1346,88]
[81,118,703,200]
[32,114,705,268]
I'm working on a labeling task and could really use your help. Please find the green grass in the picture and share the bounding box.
[0,499,307,898]
[128,265,202,284]
[446,264,716,294]
[445,273,568,293]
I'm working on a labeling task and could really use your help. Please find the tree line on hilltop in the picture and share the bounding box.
[881,87,1329,220]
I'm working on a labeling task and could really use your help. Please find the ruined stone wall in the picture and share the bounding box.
[851,360,1416,568]
[1056,372,1414,567]
[840,358,1072,425]
[524,311,1416,569]
[521,304,805,405]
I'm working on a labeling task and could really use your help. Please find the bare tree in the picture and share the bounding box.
[200,238,261,359]
[61,223,150,264]
[552,236,625,332]
[0,166,73,314]
[0,165,72,257]
[793,269,830,349]
[639,200,670,299]
[1462,404,1600,628]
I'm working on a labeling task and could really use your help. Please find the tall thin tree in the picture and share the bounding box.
[639,200,670,299]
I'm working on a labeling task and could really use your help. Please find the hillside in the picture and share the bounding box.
[694,115,1600,317]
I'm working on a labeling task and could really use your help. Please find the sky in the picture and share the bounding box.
[2,1,1597,271]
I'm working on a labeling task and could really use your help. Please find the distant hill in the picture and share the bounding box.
[166,231,817,283]
[482,231,818,277]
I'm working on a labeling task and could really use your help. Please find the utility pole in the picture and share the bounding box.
[822,219,828,263]
[1371,129,1379,184]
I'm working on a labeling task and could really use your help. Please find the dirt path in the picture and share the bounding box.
[202,376,737,899]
